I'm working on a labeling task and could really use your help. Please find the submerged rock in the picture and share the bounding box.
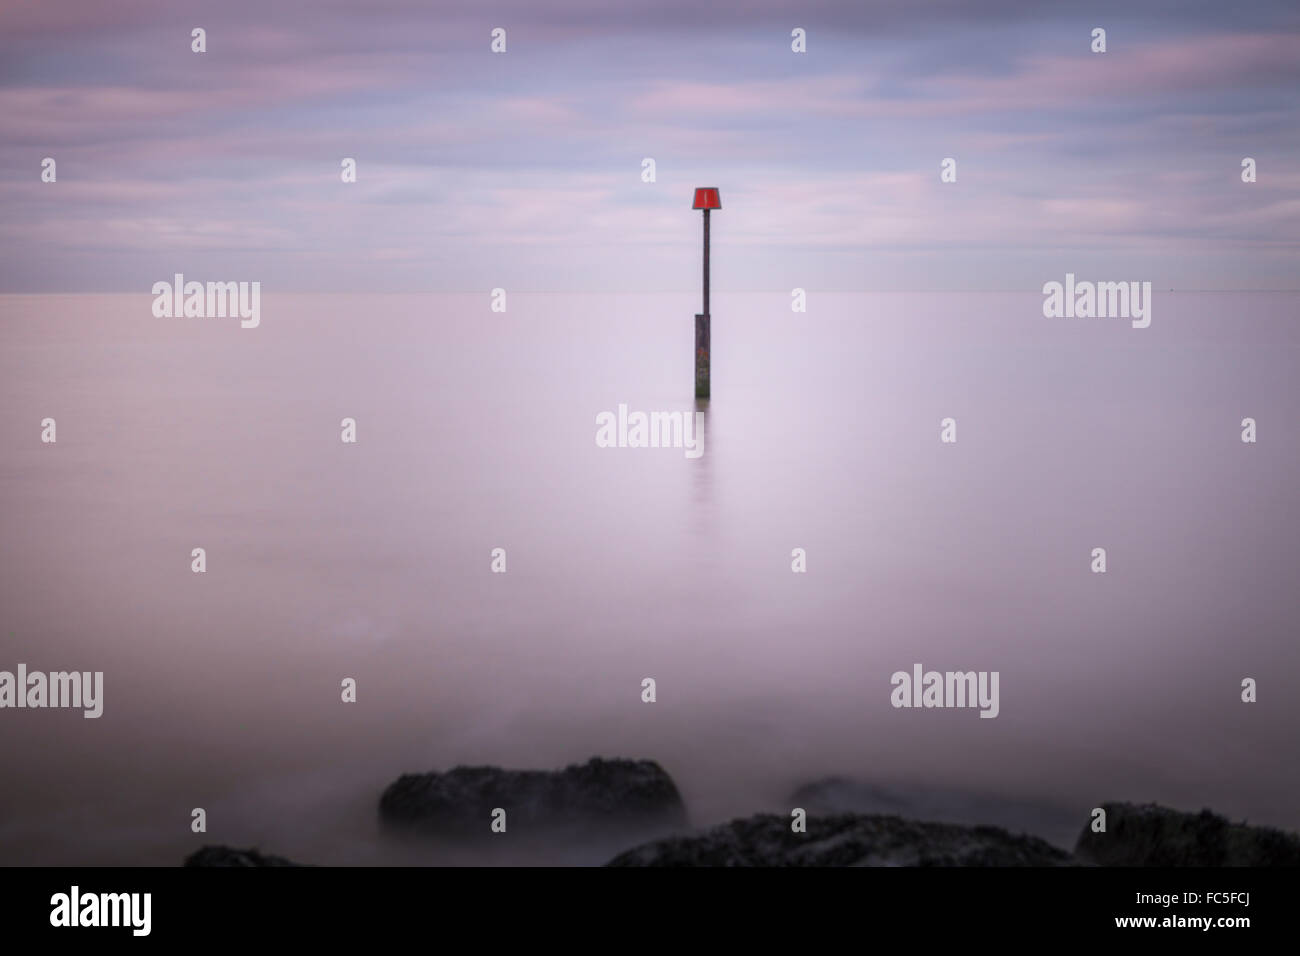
[1074,802,1300,866]
[606,812,1072,866]
[184,845,306,867]
[379,756,688,837]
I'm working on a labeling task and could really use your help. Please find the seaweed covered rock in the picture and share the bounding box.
[1074,802,1300,866]
[184,845,306,867]
[607,812,1072,866]
[379,756,687,837]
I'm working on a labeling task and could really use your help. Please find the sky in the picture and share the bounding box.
[1,0,1298,292]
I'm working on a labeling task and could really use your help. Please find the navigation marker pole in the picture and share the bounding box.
[692,187,720,399]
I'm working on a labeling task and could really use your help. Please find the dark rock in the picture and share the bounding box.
[791,776,1079,848]
[184,845,306,867]
[379,756,688,837]
[1074,802,1300,867]
[606,812,1073,866]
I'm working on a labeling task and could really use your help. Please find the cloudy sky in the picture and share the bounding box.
[2,0,1297,292]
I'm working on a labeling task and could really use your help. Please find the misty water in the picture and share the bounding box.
[1,292,1297,865]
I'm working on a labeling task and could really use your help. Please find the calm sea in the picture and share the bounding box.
[1,291,1297,864]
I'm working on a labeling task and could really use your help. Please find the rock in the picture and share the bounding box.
[379,756,688,837]
[791,777,1079,848]
[1074,802,1300,866]
[184,845,306,867]
[606,812,1073,866]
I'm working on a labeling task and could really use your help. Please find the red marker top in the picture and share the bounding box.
[692,187,721,210]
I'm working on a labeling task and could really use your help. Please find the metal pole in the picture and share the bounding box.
[703,208,710,315]
[695,208,711,399]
